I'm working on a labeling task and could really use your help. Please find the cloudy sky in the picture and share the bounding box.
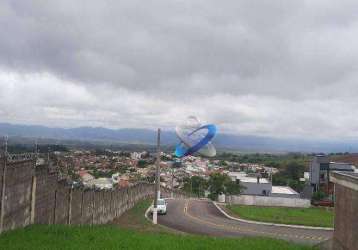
[1,0,358,139]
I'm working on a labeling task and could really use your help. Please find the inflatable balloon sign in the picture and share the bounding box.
[175,116,217,158]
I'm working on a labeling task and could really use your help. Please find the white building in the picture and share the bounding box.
[130,152,141,160]
[228,172,300,198]
[85,178,113,190]
[271,186,300,198]
[228,172,272,196]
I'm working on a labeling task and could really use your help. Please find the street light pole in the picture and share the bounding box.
[190,177,193,197]
[153,128,161,224]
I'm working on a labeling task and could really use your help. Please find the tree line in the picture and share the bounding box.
[182,173,244,200]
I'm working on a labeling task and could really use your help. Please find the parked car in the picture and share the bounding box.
[150,198,167,215]
[312,199,334,207]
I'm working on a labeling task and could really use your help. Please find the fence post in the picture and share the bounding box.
[53,190,57,224]
[67,188,73,225]
[30,175,37,224]
[80,189,84,224]
[110,191,113,221]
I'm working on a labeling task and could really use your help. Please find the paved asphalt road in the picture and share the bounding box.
[157,199,332,245]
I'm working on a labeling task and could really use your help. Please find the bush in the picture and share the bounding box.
[312,191,326,201]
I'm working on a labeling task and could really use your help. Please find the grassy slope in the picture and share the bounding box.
[112,198,175,233]
[112,198,155,231]
[226,205,334,228]
[0,225,317,250]
[0,199,318,250]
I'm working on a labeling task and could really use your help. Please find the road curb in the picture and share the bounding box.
[213,202,333,231]
[144,204,152,222]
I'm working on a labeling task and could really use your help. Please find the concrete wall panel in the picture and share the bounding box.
[228,195,311,208]
[70,189,83,225]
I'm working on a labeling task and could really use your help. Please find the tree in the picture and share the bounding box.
[312,191,326,202]
[272,161,306,192]
[118,165,129,174]
[219,160,228,166]
[137,160,147,168]
[225,180,244,196]
[183,176,208,197]
[284,161,305,180]
[272,173,288,186]
[208,173,244,200]
[287,179,305,193]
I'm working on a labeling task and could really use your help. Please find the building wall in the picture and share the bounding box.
[329,163,353,170]
[331,173,358,250]
[309,157,319,186]
[227,195,311,208]
[241,182,272,196]
[310,155,329,187]
[270,192,300,198]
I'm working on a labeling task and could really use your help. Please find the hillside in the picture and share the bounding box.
[1,122,358,153]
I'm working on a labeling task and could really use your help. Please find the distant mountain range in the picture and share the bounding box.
[0,122,357,153]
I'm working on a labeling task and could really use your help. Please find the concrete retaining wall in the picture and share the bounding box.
[0,155,180,233]
[331,172,358,250]
[1,160,34,231]
[227,195,311,208]
[34,164,57,224]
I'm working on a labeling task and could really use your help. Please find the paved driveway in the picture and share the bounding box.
[158,199,332,245]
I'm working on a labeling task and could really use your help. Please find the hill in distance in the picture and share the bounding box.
[0,122,357,153]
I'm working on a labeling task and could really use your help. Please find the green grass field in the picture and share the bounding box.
[0,225,318,250]
[113,198,154,230]
[226,205,334,228]
[0,199,318,250]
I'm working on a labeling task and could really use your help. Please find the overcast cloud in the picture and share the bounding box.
[1,0,358,139]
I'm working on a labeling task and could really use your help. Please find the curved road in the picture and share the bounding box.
[157,199,332,245]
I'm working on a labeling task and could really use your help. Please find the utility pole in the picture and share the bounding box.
[190,177,193,197]
[171,167,174,198]
[4,136,8,155]
[153,128,161,224]
[34,139,38,156]
[47,146,50,163]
